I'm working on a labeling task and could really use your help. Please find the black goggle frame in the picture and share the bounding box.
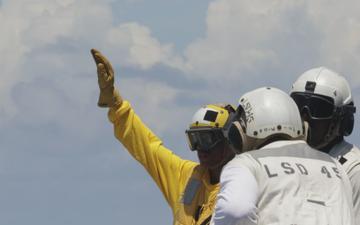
[291,92,337,119]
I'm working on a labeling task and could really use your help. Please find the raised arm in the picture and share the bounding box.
[90,49,196,209]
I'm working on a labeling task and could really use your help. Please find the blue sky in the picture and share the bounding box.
[110,0,209,51]
[0,0,360,224]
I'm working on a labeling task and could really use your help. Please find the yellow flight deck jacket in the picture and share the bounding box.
[108,101,219,225]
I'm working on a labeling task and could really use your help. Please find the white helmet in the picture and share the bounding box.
[290,67,356,141]
[227,87,305,153]
[291,67,353,106]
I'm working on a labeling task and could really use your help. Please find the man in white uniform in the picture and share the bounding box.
[290,67,360,224]
[210,87,355,225]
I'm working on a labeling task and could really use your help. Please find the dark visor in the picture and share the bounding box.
[291,92,335,119]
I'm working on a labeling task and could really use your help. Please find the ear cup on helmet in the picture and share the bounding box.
[341,113,354,136]
[338,104,356,137]
[227,121,249,154]
[228,123,242,153]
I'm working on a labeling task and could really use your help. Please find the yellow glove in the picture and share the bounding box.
[91,48,123,108]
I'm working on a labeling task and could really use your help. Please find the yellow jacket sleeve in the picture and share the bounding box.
[108,101,197,209]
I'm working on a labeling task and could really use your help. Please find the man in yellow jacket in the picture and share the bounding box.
[91,49,236,225]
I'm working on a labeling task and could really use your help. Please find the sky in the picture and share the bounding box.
[0,0,360,224]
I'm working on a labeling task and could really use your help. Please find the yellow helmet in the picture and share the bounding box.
[189,104,232,128]
[186,104,235,151]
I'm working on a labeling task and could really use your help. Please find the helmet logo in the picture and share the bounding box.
[241,98,254,123]
[305,81,316,92]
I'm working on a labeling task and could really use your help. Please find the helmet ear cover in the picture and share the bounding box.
[223,106,253,154]
[339,103,356,136]
[321,103,356,140]
[227,120,249,154]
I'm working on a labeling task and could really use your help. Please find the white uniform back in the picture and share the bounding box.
[329,140,360,224]
[226,141,354,225]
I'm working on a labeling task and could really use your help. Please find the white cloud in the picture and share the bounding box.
[1,0,360,129]
[183,0,300,80]
[0,0,185,122]
[103,22,184,70]
[0,2,28,116]
[118,77,189,133]
[0,0,113,120]
[305,1,360,86]
[182,0,360,87]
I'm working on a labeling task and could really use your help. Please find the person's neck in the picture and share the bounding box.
[208,153,235,185]
[208,167,222,185]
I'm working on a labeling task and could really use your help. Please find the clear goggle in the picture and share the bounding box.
[185,127,225,152]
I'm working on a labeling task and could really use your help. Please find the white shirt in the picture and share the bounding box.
[329,140,360,224]
[211,140,355,225]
